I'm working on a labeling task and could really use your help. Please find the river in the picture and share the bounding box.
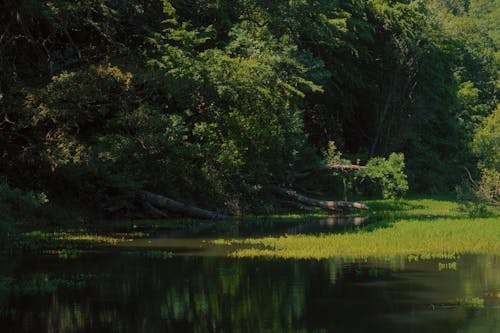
[0,219,498,332]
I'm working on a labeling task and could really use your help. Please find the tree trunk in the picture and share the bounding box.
[271,187,369,211]
[140,191,231,220]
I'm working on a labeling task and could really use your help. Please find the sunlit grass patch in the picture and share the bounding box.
[366,197,463,218]
[15,229,133,252]
[27,230,128,244]
[214,198,500,260]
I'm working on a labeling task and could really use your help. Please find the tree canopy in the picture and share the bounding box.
[0,0,498,220]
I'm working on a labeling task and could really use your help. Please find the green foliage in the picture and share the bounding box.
[359,153,409,199]
[0,0,498,222]
[22,63,206,213]
[321,142,408,200]
[146,6,323,208]
[473,104,500,170]
[323,141,349,166]
[476,169,500,204]
[469,104,500,205]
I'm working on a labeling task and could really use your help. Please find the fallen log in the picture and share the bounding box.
[271,186,369,212]
[142,200,170,218]
[279,200,317,212]
[294,164,366,180]
[140,191,231,220]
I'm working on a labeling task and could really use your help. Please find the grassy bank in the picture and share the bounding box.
[4,197,500,259]
[213,198,500,260]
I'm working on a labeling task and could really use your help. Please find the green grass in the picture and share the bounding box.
[8,197,500,259]
[10,218,200,253]
[213,198,500,260]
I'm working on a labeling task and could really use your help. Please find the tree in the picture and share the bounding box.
[472,104,500,204]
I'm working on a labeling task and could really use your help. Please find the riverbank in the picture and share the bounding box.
[3,197,499,259]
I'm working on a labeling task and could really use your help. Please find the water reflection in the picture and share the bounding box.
[152,216,371,239]
[123,216,371,256]
[285,217,369,234]
[0,254,498,332]
[120,217,369,257]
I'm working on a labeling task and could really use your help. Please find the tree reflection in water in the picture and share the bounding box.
[0,254,498,332]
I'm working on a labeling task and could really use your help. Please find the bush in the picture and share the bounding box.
[456,181,491,218]
[472,105,500,205]
[359,153,409,199]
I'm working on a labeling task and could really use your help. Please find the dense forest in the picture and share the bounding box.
[0,0,498,226]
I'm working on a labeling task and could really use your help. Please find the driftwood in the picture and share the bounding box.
[294,164,366,180]
[140,191,231,220]
[271,186,369,212]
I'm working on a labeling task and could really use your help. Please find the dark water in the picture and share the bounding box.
[0,250,498,333]
[144,216,371,240]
